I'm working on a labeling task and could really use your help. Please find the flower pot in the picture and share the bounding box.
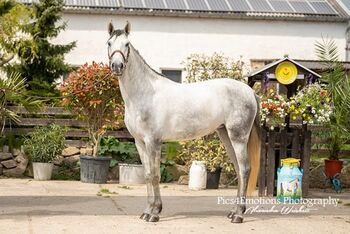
[32,162,54,180]
[119,163,145,184]
[324,159,343,177]
[80,156,111,184]
[189,161,207,190]
[206,168,222,189]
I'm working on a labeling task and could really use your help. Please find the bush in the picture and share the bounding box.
[60,62,124,157]
[178,134,234,173]
[23,124,65,163]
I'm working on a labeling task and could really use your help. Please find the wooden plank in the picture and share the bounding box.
[311,149,350,157]
[7,106,72,115]
[302,131,312,197]
[258,129,267,197]
[3,128,133,139]
[292,129,300,158]
[279,129,287,159]
[64,140,89,147]
[14,118,88,128]
[266,131,276,197]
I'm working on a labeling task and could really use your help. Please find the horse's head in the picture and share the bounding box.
[107,21,131,75]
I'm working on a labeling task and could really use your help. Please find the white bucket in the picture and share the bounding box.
[189,161,207,190]
[32,162,54,180]
[119,163,145,184]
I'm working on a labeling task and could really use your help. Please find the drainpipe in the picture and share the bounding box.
[346,20,350,62]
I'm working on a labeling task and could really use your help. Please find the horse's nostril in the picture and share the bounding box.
[120,63,124,70]
[111,63,115,70]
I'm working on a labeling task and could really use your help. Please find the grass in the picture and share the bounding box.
[96,188,118,197]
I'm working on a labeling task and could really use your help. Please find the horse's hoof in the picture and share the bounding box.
[140,213,150,220]
[146,214,159,222]
[227,211,235,219]
[231,215,243,223]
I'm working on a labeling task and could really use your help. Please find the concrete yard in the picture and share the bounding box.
[0,179,349,234]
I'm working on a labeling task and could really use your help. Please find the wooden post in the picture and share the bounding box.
[279,129,287,159]
[302,130,311,197]
[258,129,267,196]
[267,131,276,197]
[292,128,300,158]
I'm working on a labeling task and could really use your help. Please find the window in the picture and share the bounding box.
[161,69,182,83]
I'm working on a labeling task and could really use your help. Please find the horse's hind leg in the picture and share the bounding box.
[135,138,162,222]
[216,127,241,219]
[226,128,251,223]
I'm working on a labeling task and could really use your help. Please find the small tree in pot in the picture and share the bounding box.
[60,62,124,183]
[24,124,65,180]
[315,38,350,176]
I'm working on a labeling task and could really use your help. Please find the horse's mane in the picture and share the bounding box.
[130,44,168,79]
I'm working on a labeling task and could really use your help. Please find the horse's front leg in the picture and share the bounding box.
[136,138,162,222]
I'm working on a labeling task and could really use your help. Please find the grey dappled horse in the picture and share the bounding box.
[107,22,261,223]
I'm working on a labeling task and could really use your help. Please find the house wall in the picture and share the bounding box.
[54,13,347,77]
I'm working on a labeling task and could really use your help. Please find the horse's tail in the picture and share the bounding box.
[247,95,261,196]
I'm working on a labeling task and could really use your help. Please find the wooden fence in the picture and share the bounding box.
[3,106,132,147]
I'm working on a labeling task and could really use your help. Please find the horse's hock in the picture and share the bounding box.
[258,127,311,197]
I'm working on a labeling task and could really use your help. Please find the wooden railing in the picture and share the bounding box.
[3,106,132,147]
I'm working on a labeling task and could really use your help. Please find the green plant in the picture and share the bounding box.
[179,134,234,173]
[160,159,175,183]
[23,124,65,163]
[315,38,350,160]
[0,72,41,132]
[60,62,124,157]
[6,0,75,98]
[288,83,332,125]
[0,0,34,67]
[99,137,140,166]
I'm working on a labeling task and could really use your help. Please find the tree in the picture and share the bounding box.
[8,0,76,97]
[183,53,245,83]
[0,0,33,67]
[315,38,350,160]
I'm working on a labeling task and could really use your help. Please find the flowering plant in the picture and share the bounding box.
[60,62,124,157]
[260,89,288,130]
[288,83,332,125]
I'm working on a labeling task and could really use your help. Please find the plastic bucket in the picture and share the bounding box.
[80,156,111,184]
[119,163,145,184]
[33,162,53,180]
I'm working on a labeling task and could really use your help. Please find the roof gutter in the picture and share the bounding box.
[63,7,349,23]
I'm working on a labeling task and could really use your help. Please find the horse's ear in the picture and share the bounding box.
[108,21,114,36]
[124,21,131,35]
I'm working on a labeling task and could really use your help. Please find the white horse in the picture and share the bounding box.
[107,22,261,223]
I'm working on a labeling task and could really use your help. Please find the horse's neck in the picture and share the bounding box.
[119,45,159,108]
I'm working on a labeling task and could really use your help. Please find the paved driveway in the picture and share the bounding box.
[0,179,349,234]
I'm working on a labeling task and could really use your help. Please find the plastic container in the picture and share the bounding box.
[189,161,207,190]
[32,162,53,180]
[80,156,111,184]
[277,158,303,203]
[119,163,145,184]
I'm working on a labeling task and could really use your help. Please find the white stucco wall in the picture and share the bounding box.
[55,13,347,74]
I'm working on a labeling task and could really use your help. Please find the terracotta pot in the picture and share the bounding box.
[324,159,343,177]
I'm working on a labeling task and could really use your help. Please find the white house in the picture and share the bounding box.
[18,0,350,82]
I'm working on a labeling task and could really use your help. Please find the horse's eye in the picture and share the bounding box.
[125,42,129,47]
[108,41,111,47]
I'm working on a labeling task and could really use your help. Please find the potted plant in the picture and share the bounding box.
[179,134,234,189]
[99,136,144,184]
[60,62,124,184]
[23,124,65,180]
[315,39,350,177]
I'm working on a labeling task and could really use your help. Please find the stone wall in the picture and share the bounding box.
[0,146,92,178]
